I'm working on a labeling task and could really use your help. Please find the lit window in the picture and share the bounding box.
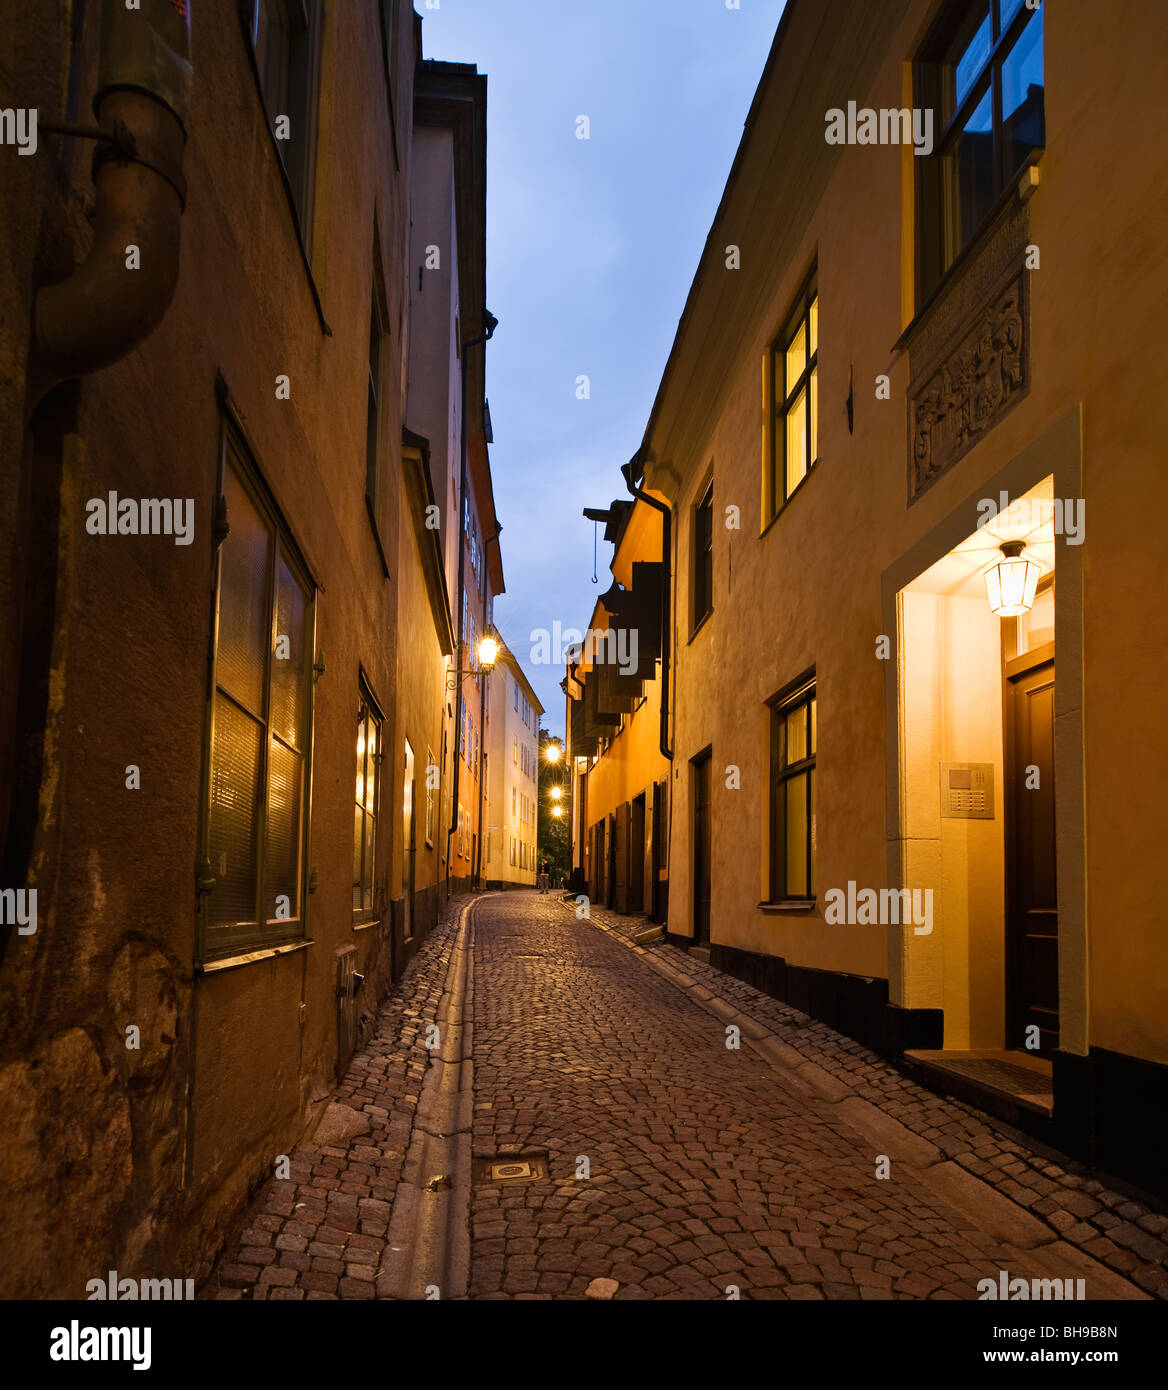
[201,431,313,959]
[353,682,383,916]
[770,272,818,516]
[769,677,817,902]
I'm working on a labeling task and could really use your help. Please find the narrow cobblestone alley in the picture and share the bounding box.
[203,891,1165,1302]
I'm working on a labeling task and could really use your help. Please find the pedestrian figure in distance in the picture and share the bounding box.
[538,860,550,894]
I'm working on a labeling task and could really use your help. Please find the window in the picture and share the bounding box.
[365,268,390,569]
[769,678,816,902]
[247,0,324,245]
[425,746,435,847]
[354,683,382,917]
[514,681,519,712]
[916,0,1044,300]
[510,836,516,866]
[770,272,818,516]
[201,430,314,959]
[513,734,518,764]
[378,0,398,101]
[693,479,714,629]
[512,786,517,816]
[460,705,466,759]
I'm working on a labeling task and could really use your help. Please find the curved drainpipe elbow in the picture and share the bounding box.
[622,452,673,762]
[33,2,190,384]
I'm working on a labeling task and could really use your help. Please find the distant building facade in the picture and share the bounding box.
[406,58,499,902]
[486,636,544,888]
[567,494,669,920]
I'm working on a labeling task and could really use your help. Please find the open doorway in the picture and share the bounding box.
[897,479,1058,1114]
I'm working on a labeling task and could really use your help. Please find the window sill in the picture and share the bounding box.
[365,494,391,579]
[197,937,315,975]
[760,464,818,540]
[689,609,714,645]
[353,916,381,932]
[758,900,816,914]
[895,153,1041,353]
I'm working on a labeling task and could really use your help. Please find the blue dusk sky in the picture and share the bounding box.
[421,0,787,735]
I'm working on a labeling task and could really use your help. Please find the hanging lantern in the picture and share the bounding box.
[984,540,1041,617]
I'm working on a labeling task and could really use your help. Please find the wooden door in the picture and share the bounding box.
[692,754,711,944]
[1006,655,1057,1052]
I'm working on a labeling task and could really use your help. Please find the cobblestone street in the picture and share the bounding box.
[204,891,1167,1301]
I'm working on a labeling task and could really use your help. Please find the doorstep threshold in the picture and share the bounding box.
[904,1048,1055,1120]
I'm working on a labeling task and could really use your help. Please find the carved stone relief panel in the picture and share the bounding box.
[906,198,1031,501]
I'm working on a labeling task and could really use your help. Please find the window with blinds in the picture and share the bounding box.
[201,431,314,960]
[353,681,383,919]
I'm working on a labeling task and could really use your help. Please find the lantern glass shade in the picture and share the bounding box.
[985,548,1041,617]
[477,635,499,670]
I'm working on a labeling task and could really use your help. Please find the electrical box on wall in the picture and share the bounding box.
[940,762,995,819]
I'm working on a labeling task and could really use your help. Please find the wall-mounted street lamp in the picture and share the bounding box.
[985,541,1041,618]
[544,741,562,763]
[445,633,499,689]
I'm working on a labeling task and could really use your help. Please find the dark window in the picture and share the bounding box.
[916,0,1045,300]
[367,286,384,512]
[693,479,714,629]
[379,0,398,93]
[247,0,324,245]
[353,682,382,917]
[769,678,816,902]
[202,429,314,959]
[770,270,818,517]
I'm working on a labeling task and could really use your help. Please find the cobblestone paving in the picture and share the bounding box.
[201,889,1166,1301]
[201,897,468,1300]
[466,892,1160,1300]
[584,899,1168,1300]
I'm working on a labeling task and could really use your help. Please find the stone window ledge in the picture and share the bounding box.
[197,938,315,975]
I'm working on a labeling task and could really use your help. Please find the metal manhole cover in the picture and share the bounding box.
[473,1153,549,1184]
[492,1160,533,1180]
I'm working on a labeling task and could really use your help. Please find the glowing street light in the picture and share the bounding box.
[550,786,562,801]
[476,634,499,670]
[552,805,564,818]
[544,741,561,763]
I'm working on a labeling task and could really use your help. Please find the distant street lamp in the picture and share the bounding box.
[544,741,561,763]
[552,806,564,818]
[550,786,562,801]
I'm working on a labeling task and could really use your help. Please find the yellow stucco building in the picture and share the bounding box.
[573,0,1168,1200]
[568,493,671,920]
